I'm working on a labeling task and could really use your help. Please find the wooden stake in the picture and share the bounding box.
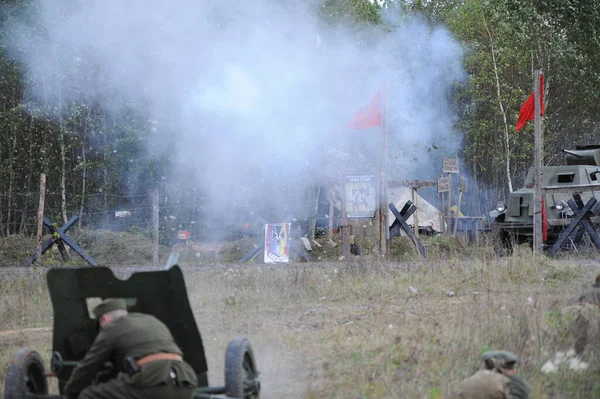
[439,192,444,234]
[328,185,334,240]
[341,183,349,258]
[533,70,544,255]
[35,173,46,266]
[439,192,445,234]
[453,191,463,236]
[360,224,365,260]
[412,187,419,238]
[447,172,452,235]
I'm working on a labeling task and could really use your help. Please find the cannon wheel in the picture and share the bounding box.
[4,348,49,399]
[224,338,260,398]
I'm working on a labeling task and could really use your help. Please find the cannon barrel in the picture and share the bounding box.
[563,148,600,166]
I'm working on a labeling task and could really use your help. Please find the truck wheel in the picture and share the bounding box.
[224,338,260,398]
[4,348,49,399]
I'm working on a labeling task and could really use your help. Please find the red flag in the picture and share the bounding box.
[515,74,545,131]
[347,89,382,129]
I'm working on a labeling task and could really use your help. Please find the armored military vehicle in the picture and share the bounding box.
[490,145,600,255]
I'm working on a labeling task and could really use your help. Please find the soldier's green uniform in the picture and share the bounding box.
[506,375,530,399]
[63,298,197,399]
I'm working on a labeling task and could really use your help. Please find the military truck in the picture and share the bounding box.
[489,145,600,255]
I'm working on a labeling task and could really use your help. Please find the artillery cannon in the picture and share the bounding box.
[3,266,260,399]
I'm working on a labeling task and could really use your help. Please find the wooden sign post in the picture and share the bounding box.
[400,179,437,237]
[437,176,450,234]
[453,175,468,236]
[345,175,376,259]
[442,158,459,234]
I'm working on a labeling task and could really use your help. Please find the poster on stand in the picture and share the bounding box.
[264,222,291,263]
[346,175,376,218]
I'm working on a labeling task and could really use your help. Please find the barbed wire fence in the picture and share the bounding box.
[0,189,342,245]
[0,174,502,263]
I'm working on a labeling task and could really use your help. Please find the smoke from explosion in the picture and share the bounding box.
[4,0,465,224]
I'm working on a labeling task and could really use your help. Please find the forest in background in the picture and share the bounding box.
[0,0,598,243]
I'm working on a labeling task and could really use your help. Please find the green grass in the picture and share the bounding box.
[1,232,600,398]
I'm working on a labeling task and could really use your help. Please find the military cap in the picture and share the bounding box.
[482,350,519,370]
[93,298,127,319]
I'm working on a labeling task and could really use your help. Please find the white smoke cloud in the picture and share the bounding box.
[4,0,465,221]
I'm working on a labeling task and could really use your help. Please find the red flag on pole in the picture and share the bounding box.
[347,88,382,129]
[515,74,545,131]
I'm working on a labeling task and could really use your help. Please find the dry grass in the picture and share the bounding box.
[1,244,600,398]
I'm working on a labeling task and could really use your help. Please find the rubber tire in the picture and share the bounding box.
[4,348,49,399]
[224,338,259,399]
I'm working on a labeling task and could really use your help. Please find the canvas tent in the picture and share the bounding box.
[387,186,446,234]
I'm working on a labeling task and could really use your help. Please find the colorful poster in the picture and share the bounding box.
[346,175,376,218]
[264,223,291,263]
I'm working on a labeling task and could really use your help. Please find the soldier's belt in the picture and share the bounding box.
[136,352,183,366]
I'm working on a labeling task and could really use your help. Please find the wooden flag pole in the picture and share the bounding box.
[379,83,388,259]
[533,70,544,255]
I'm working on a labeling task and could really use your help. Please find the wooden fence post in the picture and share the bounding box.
[35,173,46,266]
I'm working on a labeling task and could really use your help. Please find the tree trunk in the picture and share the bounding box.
[6,132,17,236]
[78,103,91,227]
[102,114,109,210]
[478,0,513,193]
[22,115,36,236]
[152,189,159,266]
[474,161,481,217]
[58,91,68,223]
[0,102,4,236]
